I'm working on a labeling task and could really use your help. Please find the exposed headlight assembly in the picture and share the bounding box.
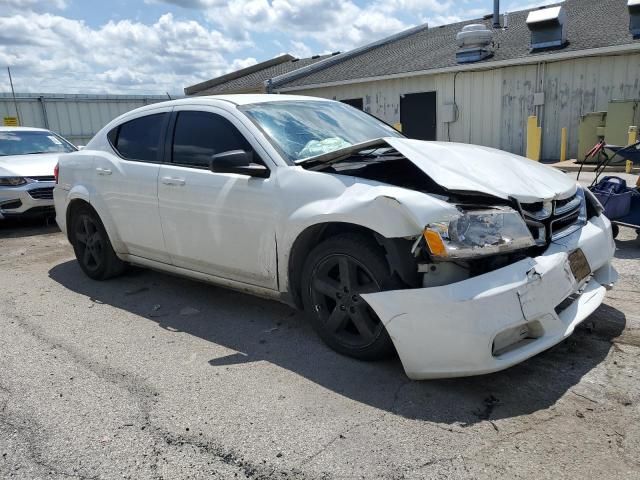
[0,177,27,187]
[423,207,535,260]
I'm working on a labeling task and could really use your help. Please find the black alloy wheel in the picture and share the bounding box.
[74,213,105,274]
[301,233,400,360]
[70,205,125,280]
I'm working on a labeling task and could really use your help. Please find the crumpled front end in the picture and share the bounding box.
[361,214,617,380]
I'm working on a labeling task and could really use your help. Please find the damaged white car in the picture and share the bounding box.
[53,95,617,379]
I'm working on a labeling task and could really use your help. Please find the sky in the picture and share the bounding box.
[0,0,549,96]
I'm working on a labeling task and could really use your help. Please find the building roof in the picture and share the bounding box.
[184,53,335,95]
[273,0,640,90]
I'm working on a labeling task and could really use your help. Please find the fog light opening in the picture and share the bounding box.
[492,320,543,357]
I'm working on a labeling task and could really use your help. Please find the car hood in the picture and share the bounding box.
[0,153,60,178]
[384,138,576,203]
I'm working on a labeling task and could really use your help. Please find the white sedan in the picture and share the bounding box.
[0,126,76,219]
[53,94,617,379]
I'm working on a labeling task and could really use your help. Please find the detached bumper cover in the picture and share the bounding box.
[0,182,55,219]
[361,215,618,379]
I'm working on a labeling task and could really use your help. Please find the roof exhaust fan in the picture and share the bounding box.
[526,6,567,50]
[456,24,493,64]
[629,0,640,38]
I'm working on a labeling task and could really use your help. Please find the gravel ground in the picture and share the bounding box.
[0,216,639,480]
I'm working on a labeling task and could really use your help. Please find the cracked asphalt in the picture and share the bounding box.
[1,217,639,479]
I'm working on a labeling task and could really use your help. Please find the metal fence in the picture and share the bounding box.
[0,93,171,146]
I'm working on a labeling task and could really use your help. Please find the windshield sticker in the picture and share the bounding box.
[48,135,63,145]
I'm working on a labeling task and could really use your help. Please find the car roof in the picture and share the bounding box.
[0,126,50,133]
[127,94,336,116]
[183,94,335,106]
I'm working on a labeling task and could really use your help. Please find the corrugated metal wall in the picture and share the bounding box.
[0,93,169,145]
[288,52,640,160]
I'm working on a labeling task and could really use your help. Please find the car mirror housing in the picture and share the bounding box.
[209,150,269,178]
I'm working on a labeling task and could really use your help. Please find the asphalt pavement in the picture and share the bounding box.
[0,217,639,479]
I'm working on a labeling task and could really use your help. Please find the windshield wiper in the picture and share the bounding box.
[295,138,389,169]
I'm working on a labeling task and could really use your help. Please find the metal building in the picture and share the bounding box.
[270,0,640,161]
[0,93,169,145]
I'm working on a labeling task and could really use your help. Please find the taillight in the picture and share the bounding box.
[54,163,59,184]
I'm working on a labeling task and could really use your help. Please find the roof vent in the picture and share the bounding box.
[526,6,567,50]
[455,24,493,63]
[629,0,640,38]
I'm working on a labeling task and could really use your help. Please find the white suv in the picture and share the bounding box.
[54,94,617,379]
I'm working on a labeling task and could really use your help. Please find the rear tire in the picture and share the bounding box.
[301,233,402,360]
[69,205,126,280]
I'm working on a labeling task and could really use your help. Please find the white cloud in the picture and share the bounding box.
[0,11,254,94]
[202,0,411,52]
[0,0,496,94]
[229,57,258,71]
[1,0,68,11]
[289,40,312,58]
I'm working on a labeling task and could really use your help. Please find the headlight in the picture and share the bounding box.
[0,177,27,186]
[423,207,535,259]
[575,186,588,225]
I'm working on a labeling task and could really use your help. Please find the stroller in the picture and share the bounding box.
[579,141,640,239]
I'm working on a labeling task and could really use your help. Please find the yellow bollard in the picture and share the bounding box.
[627,127,637,173]
[526,116,542,161]
[560,127,567,163]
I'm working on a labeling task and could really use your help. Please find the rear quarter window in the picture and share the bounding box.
[108,113,167,162]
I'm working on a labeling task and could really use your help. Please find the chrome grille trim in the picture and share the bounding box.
[517,192,584,245]
[554,195,582,216]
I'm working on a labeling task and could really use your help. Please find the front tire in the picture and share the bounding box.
[612,223,619,239]
[69,205,125,280]
[301,233,401,360]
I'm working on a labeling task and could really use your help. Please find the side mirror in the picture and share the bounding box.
[76,145,85,150]
[209,150,270,178]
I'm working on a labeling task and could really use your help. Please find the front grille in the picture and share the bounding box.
[519,192,584,245]
[27,176,55,182]
[28,187,54,200]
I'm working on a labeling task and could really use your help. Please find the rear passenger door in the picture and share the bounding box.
[93,109,171,263]
[157,106,278,289]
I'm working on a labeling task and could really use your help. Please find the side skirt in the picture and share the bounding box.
[119,254,293,306]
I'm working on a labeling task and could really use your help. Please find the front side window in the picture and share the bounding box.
[110,113,167,162]
[0,130,76,156]
[240,100,402,163]
[171,111,252,167]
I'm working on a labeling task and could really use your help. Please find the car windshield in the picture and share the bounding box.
[0,130,76,156]
[240,100,402,163]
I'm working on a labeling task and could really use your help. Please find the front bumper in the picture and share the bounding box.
[361,215,618,379]
[0,181,55,219]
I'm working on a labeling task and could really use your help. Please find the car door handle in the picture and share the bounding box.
[161,177,186,186]
[96,167,112,176]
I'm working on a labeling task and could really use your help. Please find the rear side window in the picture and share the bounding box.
[109,113,167,162]
[172,111,252,167]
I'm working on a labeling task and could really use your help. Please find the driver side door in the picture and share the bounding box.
[157,106,279,289]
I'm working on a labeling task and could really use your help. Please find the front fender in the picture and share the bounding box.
[282,171,460,241]
[276,169,461,295]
